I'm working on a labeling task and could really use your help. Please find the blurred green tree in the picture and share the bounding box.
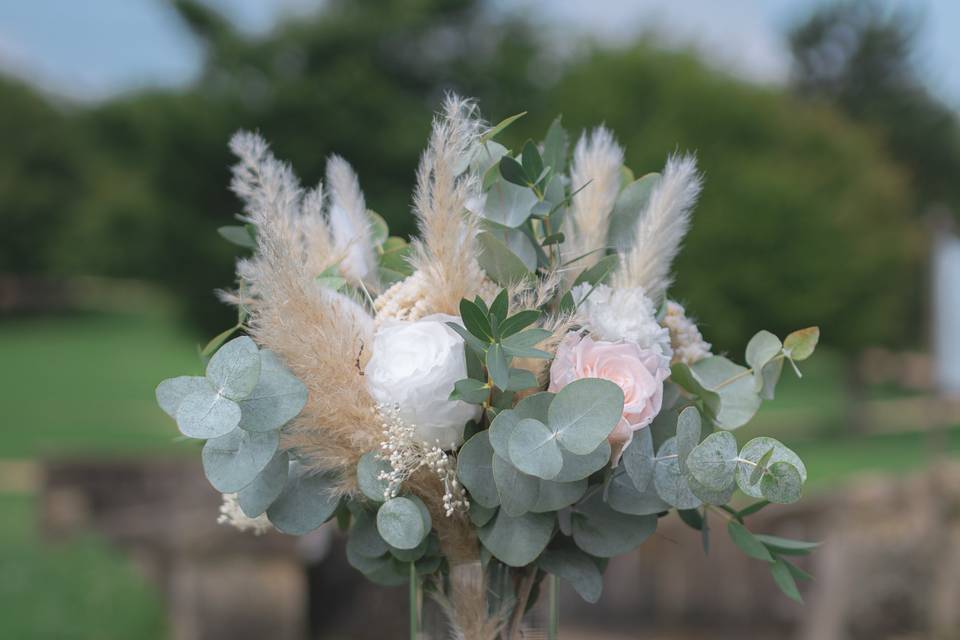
[790,1,960,216]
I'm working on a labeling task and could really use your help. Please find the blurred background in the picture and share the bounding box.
[2,0,960,638]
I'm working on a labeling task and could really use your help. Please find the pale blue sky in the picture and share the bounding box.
[0,0,958,107]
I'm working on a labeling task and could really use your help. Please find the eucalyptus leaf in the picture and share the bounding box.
[727,520,773,562]
[492,454,539,516]
[653,437,702,510]
[488,409,519,459]
[477,509,554,568]
[539,548,603,603]
[572,490,656,557]
[505,368,538,392]
[757,357,784,400]
[621,427,655,492]
[377,497,428,550]
[686,472,736,506]
[548,378,624,455]
[175,388,241,439]
[736,437,807,499]
[515,392,554,423]
[501,329,552,358]
[451,378,490,404]
[607,173,660,251]
[238,450,289,517]
[206,335,261,400]
[745,330,783,371]
[237,349,307,432]
[770,557,804,603]
[469,502,498,528]
[508,419,563,480]
[686,431,738,491]
[357,451,392,503]
[202,427,279,493]
[754,535,820,556]
[457,431,500,509]
[675,406,702,474]
[760,461,804,504]
[541,116,569,172]
[532,478,587,513]
[604,468,669,516]
[156,375,207,419]
[347,510,390,558]
[486,343,510,390]
[783,327,819,361]
[478,231,532,284]
[483,179,538,228]
[555,440,610,483]
[218,224,256,248]
[267,465,339,535]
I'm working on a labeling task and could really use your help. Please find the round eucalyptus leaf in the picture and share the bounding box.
[482,178,538,228]
[347,510,390,558]
[572,490,656,557]
[745,330,782,371]
[206,335,261,400]
[346,539,390,574]
[686,431,738,491]
[652,437,702,510]
[357,451,391,503]
[266,465,339,535]
[237,349,308,432]
[687,472,736,505]
[538,548,604,603]
[365,557,411,587]
[389,533,430,563]
[736,437,807,499]
[620,427,655,491]
[508,419,563,480]
[478,231,531,285]
[549,378,624,455]
[238,450,290,517]
[687,356,762,430]
[488,409,520,459]
[607,172,660,251]
[675,406,702,474]
[760,461,803,504]
[175,388,241,439]
[555,440,610,483]
[377,497,427,550]
[478,510,554,567]
[532,478,587,513]
[457,431,500,509]
[492,454,539,516]
[201,427,279,493]
[604,469,669,516]
[469,502,498,528]
[156,375,207,419]
[515,392,554,423]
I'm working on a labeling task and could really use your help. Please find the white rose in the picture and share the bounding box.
[364,314,480,448]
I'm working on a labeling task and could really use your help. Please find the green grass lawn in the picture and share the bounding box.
[0,310,202,458]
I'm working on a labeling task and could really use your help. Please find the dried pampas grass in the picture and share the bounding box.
[614,153,702,303]
[226,131,381,491]
[563,127,623,283]
[408,95,487,316]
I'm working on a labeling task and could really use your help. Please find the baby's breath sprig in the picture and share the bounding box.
[375,403,469,517]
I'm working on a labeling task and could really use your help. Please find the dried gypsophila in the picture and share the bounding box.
[375,403,469,517]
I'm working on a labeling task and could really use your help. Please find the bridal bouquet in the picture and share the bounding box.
[157,96,820,639]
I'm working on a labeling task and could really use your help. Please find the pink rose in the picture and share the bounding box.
[548,332,670,464]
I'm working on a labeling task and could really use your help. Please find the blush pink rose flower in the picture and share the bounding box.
[548,332,670,464]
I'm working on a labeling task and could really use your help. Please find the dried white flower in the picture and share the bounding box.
[663,301,712,365]
[217,493,272,535]
[376,403,469,517]
[572,283,672,368]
